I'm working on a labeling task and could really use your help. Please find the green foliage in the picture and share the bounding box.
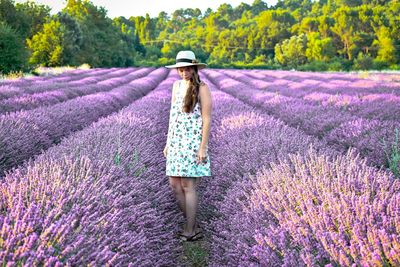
[353,52,374,70]
[27,12,83,67]
[1,0,50,39]
[382,128,400,177]
[57,12,83,66]
[331,6,360,60]
[372,59,389,70]
[27,19,64,67]
[275,33,308,67]
[256,9,296,53]
[327,56,352,71]
[373,26,397,65]
[297,60,329,71]
[0,0,18,29]
[299,56,352,71]
[1,0,400,70]
[182,241,208,266]
[63,0,135,67]
[0,22,29,74]
[145,45,162,61]
[15,1,50,39]
[305,32,335,61]
[113,16,141,65]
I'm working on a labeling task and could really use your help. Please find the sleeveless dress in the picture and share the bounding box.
[166,80,212,177]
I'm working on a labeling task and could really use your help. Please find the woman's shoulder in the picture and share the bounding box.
[198,81,211,103]
[199,81,209,91]
[199,81,210,92]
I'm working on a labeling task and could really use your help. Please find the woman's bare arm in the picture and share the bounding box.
[199,83,212,150]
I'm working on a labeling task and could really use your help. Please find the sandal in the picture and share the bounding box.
[177,222,202,237]
[179,230,204,242]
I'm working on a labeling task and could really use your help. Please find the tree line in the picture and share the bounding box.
[1,0,399,74]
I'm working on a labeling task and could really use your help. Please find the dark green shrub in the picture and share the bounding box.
[297,60,329,71]
[372,59,390,70]
[353,53,374,70]
[0,22,30,74]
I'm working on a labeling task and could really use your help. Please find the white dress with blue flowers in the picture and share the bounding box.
[166,80,212,177]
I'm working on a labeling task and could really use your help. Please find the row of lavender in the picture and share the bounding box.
[204,69,399,172]
[222,69,400,122]
[0,68,116,100]
[0,68,156,114]
[198,75,400,265]
[0,68,168,176]
[0,72,185,265]
[242,69,400,95]
[0,68,116,91]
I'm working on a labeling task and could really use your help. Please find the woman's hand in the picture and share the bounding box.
[163,146,168,158]
[196,147,208,164]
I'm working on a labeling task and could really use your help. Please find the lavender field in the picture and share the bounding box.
[0,68,399,265]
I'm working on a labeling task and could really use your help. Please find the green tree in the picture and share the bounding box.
[299,17,319,34]
[27,19,64,66]
[14,1,50,39]
[233,2,251,20]
[155,11,169,37]
[275,33,308,67]
[63,0,132,67]
[0,0,18,29]
[27,12,83,67]
[216,3,234,26]
[255,9,296,56]
[114,16,141,64]
[373,26,396,64]
[317,15,334,38]
[305,32,335,61]
[203,13,219,53]
[0,22,29,74]
[251,0,268,15]
[331,6,359,60]
[334,0,362,7]
[276,0,313,11]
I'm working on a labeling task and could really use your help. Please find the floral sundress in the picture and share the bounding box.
[166,80,212,177]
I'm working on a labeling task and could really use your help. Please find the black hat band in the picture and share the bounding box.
[176,58,198,63]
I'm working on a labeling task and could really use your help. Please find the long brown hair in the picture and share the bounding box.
[182,66,202,113]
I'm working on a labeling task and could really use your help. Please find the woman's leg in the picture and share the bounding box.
[180,177,199,234]
[169,176,186,218]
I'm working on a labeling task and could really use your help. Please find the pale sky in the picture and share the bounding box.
[14,0,278,18]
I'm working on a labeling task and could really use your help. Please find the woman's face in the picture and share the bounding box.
[177,66,195,80]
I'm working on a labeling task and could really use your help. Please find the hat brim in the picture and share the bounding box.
[165,62,207,69]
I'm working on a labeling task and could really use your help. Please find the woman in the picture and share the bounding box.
[163,50,212,242]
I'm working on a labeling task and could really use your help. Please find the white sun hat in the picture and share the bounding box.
[165,50,207,69]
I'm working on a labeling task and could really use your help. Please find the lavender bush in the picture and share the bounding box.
[196,76,334,265]
[204,69,400,171]
[1,67,399,266]
[201,73,399,265]
[212,149,400,266]
[0,68,168,175]
[0,68,114,100]
[244,69,400,95]
[0,68,153,114]
[221,69,400,122]
[0,73,183,265]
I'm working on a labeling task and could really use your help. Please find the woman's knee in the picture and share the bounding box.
[181,178,197,193]
[169,176,183,193]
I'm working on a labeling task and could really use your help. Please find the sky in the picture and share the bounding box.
[14,0,278,18]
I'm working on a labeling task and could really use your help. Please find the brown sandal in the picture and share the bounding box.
[179,230,204,242]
